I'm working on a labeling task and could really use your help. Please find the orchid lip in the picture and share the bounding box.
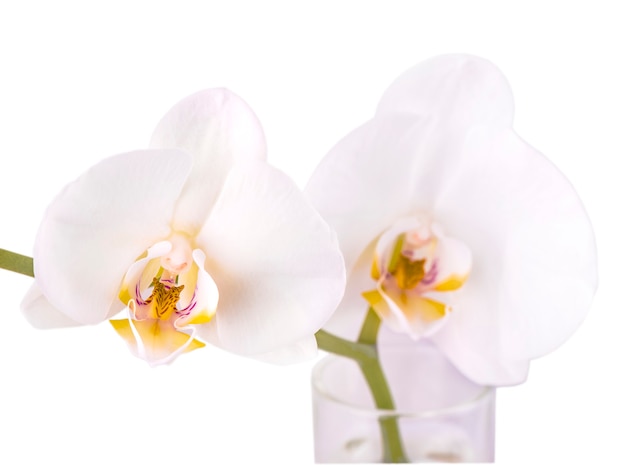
[363,216,472,338]
[111,235,219,365]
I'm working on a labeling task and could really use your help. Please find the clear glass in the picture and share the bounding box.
[312,342,495,463]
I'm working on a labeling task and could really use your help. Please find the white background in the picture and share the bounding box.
[0,1,623,464]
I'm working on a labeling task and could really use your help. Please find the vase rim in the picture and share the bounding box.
[312,348,495,419]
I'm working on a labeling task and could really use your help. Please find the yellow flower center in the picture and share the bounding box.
[110,234,220,365]
[362,217,472,337]
[144,277,185,320]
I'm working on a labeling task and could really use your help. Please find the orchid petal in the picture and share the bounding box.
[195,161,345,357]
[321,240,378,340]
[150,89,267,234]
[306,114,437,271]
[110,316,204,367]
[27,149,192,325]
[307,56,515,273]
[430,128,596,375]
[177,249,218,326]
[376,324,530,387]
[21,283,81,328]
[430,235,472,291]
[376,287,449,339]
[430,301,532,386]
[362,288,412,336]
[377,54,514,131]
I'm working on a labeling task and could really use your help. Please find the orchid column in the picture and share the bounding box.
[307,55,597,462]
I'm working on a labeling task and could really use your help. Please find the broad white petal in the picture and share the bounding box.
[30,149,192,325]
[150,89,267,233]
[321,240,377,340]
[195,161,345,357]
[307,102,502,275]
[252,336,318,364]
[21,283,81,328]
[431,303,532,386]
[430,128,596,379]
[306,114,443,272]
[377,54,514,131]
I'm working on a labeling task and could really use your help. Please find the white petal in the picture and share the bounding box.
[110,308,205,367]
[32,149,192,325]
[377,54,514,131]
[195,161,345,357]
[176,249,219,326]
[21,283,81,328]
[306,114,441,272]
[150,89,267,233]
[322,57,519,259]
[252,336,318,364]
[431,305,531,386]
[430,128,596,381]
[429,234,472,291]
[321,240,377,340]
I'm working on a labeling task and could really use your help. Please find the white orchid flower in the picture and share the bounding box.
[21,89,345,366]
[306,55,597,385]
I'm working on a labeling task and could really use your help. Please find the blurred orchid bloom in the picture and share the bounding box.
[306,55,597,385]
[21,89,345,366]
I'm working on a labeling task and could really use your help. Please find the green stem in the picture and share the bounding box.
[357,304,382,345]
[0,248,34,277]
[357,308,408,463]
[314,329,376,363]
[315,307,409,463]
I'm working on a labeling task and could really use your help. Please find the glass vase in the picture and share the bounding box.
[312,341,495,463]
